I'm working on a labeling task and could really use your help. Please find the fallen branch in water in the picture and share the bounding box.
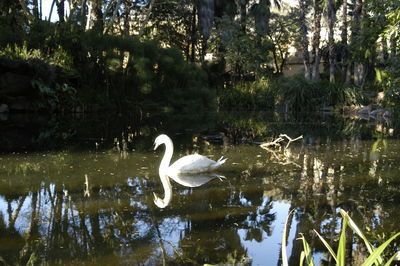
[262,146,302,168]
[259,134,303,150]
[258,134,303,168]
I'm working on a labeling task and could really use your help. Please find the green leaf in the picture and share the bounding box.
[340,210,381,264]
[337,213,348,266]
[384,251,400,266]
[299,233,315,266]
[299,251,305,266]
[313,229,337,262]
[361,232,400,266]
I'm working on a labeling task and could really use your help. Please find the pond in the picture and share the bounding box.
[0,112,399,265]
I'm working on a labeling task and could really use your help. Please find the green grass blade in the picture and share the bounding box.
[340,210,375,252]
[313,229,337,263]
[299,251,305,266]
[361,232,400,266]
[340,209,382,264]
[384,251,400,266]
[282,209,295,266]
[299,233,315,266]
[337,213,348,266]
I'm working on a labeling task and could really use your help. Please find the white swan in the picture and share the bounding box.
[154,134,227,175]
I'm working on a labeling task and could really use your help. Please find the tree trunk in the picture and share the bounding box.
[239,0,247,32]
[390,35,397,58]
[255,0,270,37]
[198,0,214,40]
[299,0,311,80]
[39,0,42,19]
[48,0,56,21]
[311,0,322,81]
[32,0,40,19]
[104,0,123,34]
[382,37,389,61]
[56,0,65,22]
[341,0,348,81]
[348,0,362,84]
[138,0,155,37]
[327,0,336,83]
[190,5,197,62]
[92,0,104,32]
[81,0,87,25]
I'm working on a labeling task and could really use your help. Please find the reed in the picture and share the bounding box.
[281,209,400,265]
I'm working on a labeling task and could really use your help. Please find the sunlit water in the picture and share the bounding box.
[0,113,399,265]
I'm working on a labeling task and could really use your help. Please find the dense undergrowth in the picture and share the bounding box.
[217,74,367,112]
[0,21,214,114]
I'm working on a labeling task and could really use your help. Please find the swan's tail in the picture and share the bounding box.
[210,156,227,171]
[216,156,228,165]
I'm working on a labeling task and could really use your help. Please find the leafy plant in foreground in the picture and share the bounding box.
[282,209,400,265]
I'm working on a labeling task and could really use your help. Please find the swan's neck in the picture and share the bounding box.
[154,173,172,208]
[159,138,173,173]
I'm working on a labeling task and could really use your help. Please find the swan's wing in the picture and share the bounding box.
[169,154,217,174]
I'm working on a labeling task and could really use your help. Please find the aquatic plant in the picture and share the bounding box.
[281,209,400,265]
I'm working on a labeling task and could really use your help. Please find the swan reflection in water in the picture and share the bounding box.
[153,172,225,208]
[153,134,227,208]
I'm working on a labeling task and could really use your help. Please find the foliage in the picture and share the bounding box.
[213,15,274,80]
[0,0,398,114]
[274,75,365,112]
[282,209,400,265]
[218,78,274,110]
[0,42,42,60]
[267,11,301,73]
[32,80,78,112]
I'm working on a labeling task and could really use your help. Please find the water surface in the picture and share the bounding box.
[0,112,399,265]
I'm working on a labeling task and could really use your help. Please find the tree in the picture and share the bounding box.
[198,0,214,60]
[327,0,336,83]
[311,0,322,80]
[267,12,299,74]
[298,0,311,79]
[340,0,348,80]
[56,0,65,22]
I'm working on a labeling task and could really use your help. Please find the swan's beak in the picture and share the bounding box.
[154,142,160,150]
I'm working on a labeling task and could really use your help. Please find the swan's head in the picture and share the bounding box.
[154,134,171,150]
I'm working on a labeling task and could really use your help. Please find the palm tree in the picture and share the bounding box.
[298,0,311,80]
[56,0,65,22]
[327,0,336,83]
[198,0,214,61]
[311,0,322,81]
[341,0,348,80]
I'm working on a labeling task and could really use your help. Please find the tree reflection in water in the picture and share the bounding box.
[0,114,399,265]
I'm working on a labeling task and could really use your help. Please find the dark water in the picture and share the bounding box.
[0,112,399,265]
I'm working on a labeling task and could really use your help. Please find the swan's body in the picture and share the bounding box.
[154,134,227,175]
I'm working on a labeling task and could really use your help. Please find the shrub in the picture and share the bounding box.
[218,78,275,110]
[274,75,365,112]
